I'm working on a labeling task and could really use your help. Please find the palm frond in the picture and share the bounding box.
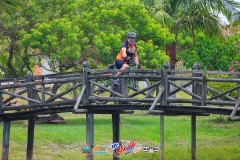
[204,0,240,20]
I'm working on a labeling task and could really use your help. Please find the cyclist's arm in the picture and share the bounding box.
[121,48,127,58]
[133,52,140,66]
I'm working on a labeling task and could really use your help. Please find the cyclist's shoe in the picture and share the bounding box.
[113,78,122,85]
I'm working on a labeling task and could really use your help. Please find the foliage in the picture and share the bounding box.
[0,0,174,78]
[178,34,240,71]
[20,18,81,72]
[207,74,238,99]
[75,1,174,69]
[142,0,240,44]
[229,61,240,72]
[137,40,169,68]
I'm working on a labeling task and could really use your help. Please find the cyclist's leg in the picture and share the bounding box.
[115,60,129,75]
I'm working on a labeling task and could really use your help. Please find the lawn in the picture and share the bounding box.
[0,112,240,160]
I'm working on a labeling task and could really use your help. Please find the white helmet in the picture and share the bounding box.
[127,32,136,38]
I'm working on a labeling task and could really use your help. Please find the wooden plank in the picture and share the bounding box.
[88,69,162,74]
[207,78,240,82]
[230,96,240,117]
[89,96,155,102]
[2,99,77,111]
[0,77,82,90]
[73,85,86,110]
[1,90,41,104]
[208,85,240,101]
[3,89,28,104]
[202,84,236,101]
[148,87,164,111]
[167,70,203,74]
[88,74,162,79]
[167,98,200,104]
[167,76,202,81]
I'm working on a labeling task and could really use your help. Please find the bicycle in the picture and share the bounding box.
[91,61,154,104]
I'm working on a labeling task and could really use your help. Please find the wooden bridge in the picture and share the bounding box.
[0,61,240,160]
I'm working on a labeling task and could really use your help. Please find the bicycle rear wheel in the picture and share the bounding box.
[127,78,153,104]
[91,79,113,104]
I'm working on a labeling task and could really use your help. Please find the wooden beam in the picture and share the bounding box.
[208,85,240,101]
[128,81,161,98]
[73,85,86,110]
[2,121,11,160]
[169,81,201,100]
[1,90,41,104]
[26,118,35,160]
[89,80,124,98]
[45,83,81,103]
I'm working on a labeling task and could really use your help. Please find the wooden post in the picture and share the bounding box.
[41,76,45,104]
[26,72,36,160]
[191,62,201,160]
[191,115,196,160]
[2,121,11,160]
[160,62,169,160]
[82,61,90,105]
[0,82,3,114]
[201,73,207,106]
[86,113,94,160]
[112,113,120,160]
[73,82,77,98]
[82,61,94,160]
[26,118,35,160]
[160,115,164,160]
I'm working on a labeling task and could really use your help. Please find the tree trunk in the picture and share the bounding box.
[166,41,177,69]
[7,40,17,77]
[0,65,10,78]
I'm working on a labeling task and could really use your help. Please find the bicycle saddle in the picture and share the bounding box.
[108,64,116,69]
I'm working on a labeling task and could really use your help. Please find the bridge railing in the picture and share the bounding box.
[84,61,163,105]
[166,64,240,107]
[1,61,240,120]
[0,71,82,113]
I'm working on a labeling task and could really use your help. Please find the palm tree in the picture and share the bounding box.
[141,0,240,68]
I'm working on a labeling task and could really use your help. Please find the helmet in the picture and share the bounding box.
[127,32,136,38]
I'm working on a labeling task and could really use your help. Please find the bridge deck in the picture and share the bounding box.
[0,105,239,121]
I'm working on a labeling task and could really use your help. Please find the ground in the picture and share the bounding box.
[0,112,239,160]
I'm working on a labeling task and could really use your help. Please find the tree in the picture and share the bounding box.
[179,33,240,71]
[0,0,174,79]
[141,0,240,68]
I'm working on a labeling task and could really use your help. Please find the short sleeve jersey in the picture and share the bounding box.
[116,41,137,61]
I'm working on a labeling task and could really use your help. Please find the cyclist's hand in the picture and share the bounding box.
[137,65,142,69]
[124,56,131,61]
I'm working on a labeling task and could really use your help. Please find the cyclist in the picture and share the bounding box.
[115,32,141,75]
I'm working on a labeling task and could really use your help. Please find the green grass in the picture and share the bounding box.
[0,113,240,160]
